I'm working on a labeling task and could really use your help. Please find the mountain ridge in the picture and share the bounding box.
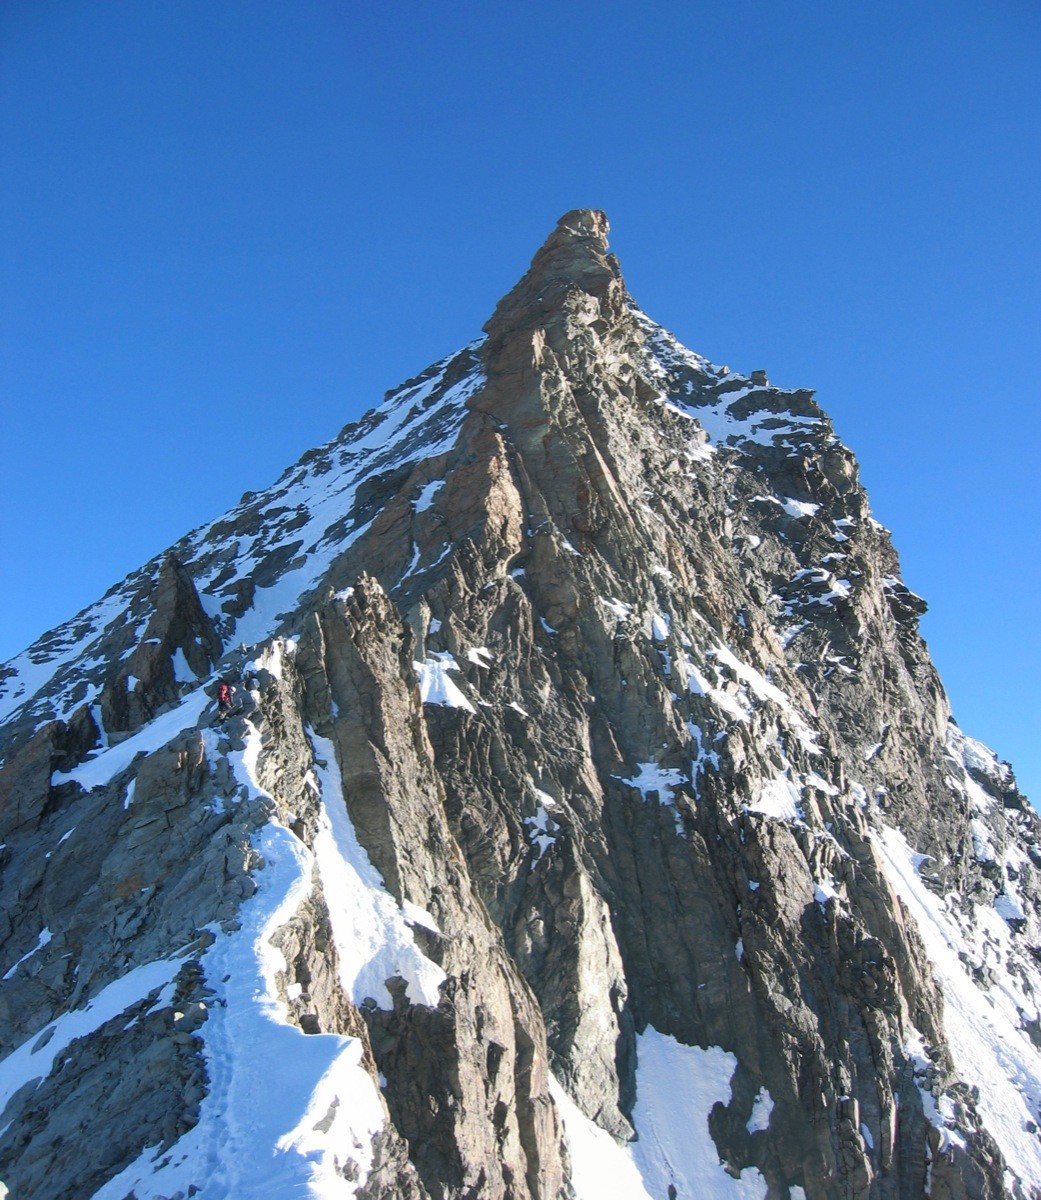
[1,210,1039,1200]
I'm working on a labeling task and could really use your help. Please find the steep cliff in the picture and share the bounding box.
[1,211,1039,1200]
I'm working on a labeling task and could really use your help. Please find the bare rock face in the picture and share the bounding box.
[297,582,563,1200]
[1,212,1040,1200]
[99,552,224,738]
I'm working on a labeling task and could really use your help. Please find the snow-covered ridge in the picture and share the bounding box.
[12,707,449,1199]
[0,342,486,737]
[85,722,394,1198]
[632,306,833,456]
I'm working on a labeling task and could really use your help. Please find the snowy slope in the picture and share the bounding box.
[0,342,484,742]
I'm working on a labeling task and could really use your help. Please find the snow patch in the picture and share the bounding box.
[746,1087,774,1134]
[525,803,558,863]
[601,596,633,622]
[307,732,446,1008]
[401,902,442,936]
[171,647,196,684]
[1,927,53,982]
[51,688,211,791]
[619,763,687,832]
[749,775,803,822]
[651,612,670,641]
[413,479,444,513]
[995,890,1027,924]
[970,818,996,864]
[412,653,475,713]
[873,824,1041,1186]
[780,497,820,519]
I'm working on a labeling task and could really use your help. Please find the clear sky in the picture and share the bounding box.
[2,1,1039,800]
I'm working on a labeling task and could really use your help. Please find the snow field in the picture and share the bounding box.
[25,673,451,1198]
[555,1027,769,1199]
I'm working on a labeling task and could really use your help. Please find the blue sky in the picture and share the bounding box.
[2,1,1039,799]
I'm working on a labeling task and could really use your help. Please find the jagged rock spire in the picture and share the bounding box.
[99,552,223,737]
[470,208,643,476]
[482,209,623,359]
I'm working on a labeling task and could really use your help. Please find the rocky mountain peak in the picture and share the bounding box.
[2,215,1040,1200]
[482,207,623,360]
